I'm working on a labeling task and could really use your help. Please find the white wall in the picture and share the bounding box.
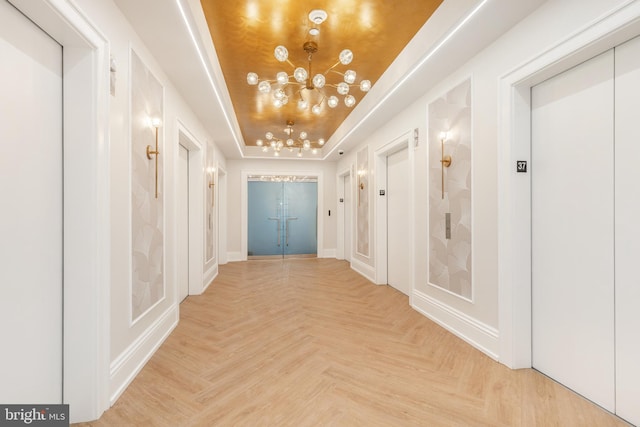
[71,0,226,406]
[337,0,634,361]
[226,159,337,260]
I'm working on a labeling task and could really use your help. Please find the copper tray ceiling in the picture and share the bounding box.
[201,0,443,156]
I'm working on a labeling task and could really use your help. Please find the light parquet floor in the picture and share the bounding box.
[77,259,630,426]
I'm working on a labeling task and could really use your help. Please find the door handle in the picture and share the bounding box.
[285,217,298,246]
[267,217,281,246]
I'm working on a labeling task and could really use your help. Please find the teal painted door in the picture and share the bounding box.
[248,179,317,257]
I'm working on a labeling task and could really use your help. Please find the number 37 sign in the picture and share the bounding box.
[516,160,527,173]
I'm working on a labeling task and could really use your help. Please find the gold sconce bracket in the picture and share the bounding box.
[357,173,365,206]
[440,133,452,199]
[147,118,161,199]
[146,144,158,160]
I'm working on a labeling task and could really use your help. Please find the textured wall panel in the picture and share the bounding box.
[131,50,164,321]
[428,79,472,299]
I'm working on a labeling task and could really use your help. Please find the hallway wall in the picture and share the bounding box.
[71,0,227,406]
[337,0,634,360]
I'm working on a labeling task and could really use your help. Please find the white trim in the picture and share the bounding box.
[350,257,377,283]
[336,167,351,261]
[176,120,206,296]
[217,165,228,265]
[240,170,324,260]
[321,249,337,258]
[498,0,640,368]
[336,164,353,262]
[203,263,218,291]
[109,306,178,404]
[412,290,499,360]
[227,251,244,262]
[374,130,415,286]
[7,0,111,422]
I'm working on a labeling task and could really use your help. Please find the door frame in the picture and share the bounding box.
[176,121,204,296]
[240,169,324,260]
[336,167,352,261]
[374,130,415,287]
[498,2,640,368]
[8,0,111,421]
[217,165,228,264]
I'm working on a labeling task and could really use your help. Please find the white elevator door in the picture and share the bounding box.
[531,50,615,411]
[0,0,63,403]
[343,175,351,262]
[178,145,189,302]
[613,35,640,426]
[387,148,410,296]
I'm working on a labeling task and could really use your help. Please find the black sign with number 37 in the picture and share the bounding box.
[517,161,527,173]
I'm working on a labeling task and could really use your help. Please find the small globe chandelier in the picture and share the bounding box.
[246,9,372,114]
[256,120,325,157]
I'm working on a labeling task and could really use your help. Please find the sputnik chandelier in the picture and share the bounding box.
[256,120,324,157]
[246,9,372,114]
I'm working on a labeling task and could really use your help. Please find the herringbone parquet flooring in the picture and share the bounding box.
[77,259,629,426]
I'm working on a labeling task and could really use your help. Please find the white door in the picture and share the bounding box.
[387,148,411,296]
[613,35,640,426]
[343,175,352,262]
[531,50,615,411]
[177,145,189,302]
[0,0,63,403]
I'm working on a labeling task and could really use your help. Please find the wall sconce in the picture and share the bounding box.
[357,169,366,206]
[439,131,452,199]
[146,117,162,199]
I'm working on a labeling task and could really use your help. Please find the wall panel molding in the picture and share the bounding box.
[412,290,499,360]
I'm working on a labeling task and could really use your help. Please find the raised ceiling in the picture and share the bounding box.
[112,0,548,161]
[200,0,443,158]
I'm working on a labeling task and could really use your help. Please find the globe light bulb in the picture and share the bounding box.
[339,49,353,65]
[247,72,259,85]
[344,70,356,84]
[276,71,288,84]
[274,45,288,62]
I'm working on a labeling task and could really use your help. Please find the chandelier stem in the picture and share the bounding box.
[325,60,342,73]
[307,53,313,89]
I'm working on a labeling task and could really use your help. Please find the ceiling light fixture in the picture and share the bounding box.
[246,9,371,114]
[255,120,325,157]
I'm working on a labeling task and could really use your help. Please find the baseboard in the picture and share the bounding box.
[321,248,336,258]
[350,258,377,283]
[203,263,218,291]
[412,290,499,360]
[227,251,244,262]
[109,305,179,404]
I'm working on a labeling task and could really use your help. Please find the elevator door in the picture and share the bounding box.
[387,148,411,295]
[532,39,640,425]
[0,0,63,403]
[248,178,317,258]
[343,175,352,262]
[532,48,615,412]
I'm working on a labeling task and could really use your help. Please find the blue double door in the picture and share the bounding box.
[248,178,317,258]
